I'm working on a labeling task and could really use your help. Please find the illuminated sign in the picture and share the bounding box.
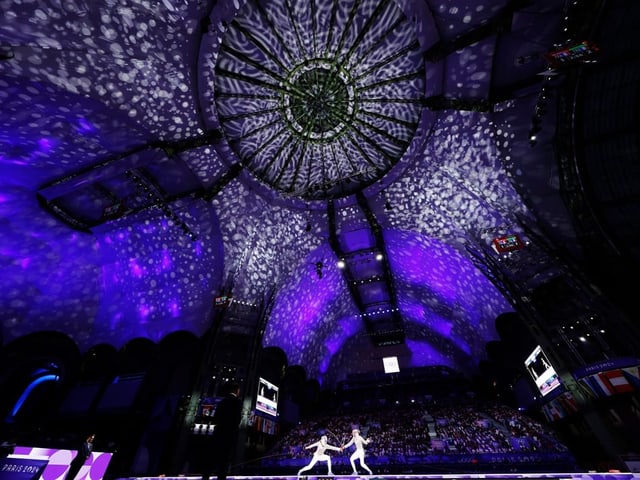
[544,40,599,68]
[214,295,231,307]
[383,356,400,374]
[491,234,524,253]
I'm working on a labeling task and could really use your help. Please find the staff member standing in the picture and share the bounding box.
[65,433,95,480]
[204,382,242,480]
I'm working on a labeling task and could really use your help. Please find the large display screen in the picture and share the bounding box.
[491,234,524,254]
[524,345,561,396]
[255,377,279,417]
[383,356,400,373]
[544,40,599,68]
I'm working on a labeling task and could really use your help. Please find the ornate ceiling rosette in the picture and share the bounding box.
[210,0,426,200]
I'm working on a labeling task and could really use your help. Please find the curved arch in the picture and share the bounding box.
[117,337,159,375]
[258,346,289,383]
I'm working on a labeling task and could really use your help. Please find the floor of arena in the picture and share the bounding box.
[122,473,640,480]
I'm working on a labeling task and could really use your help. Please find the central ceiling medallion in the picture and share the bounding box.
[282,60,356,141]
[210,0,426,200]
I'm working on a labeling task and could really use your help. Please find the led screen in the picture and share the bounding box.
[524,345,561,396]
[255,377,279,417]
[383,356,400,374]
[214,295,231,307]
[491,234,524,253]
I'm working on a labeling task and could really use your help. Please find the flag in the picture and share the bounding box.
[599,369,634,394]
[621,366,640,391]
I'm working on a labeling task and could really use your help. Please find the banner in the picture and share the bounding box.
[11,447,113,480]
[0,457,48,480]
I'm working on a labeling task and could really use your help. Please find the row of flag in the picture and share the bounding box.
[250,412,279,435]
[541,362,640,422]
[578,364,640,398]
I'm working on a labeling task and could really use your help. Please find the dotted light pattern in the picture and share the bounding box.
[0,0,562,387]
[207,0,426,200]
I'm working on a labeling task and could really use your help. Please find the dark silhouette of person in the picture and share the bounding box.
[65,433,95,480]
[0,436,16,457]
[204,382,242,480]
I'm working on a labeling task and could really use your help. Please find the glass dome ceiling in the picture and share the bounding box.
[206,0,426,200]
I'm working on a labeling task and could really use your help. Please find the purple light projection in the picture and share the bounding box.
[0,71,226,349]
[0,0,562,388]
[266,229,512,387]
[263,111,522,387]
[93,201,224,348]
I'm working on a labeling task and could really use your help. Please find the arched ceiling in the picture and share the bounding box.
[3,0,628,388]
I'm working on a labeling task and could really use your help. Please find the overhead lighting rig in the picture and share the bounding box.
[126,170,197,241]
